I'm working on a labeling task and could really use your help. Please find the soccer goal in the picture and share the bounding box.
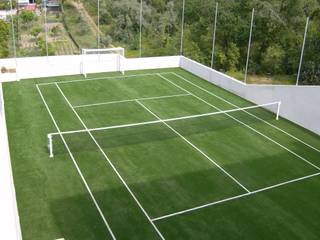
[81,48,125,78]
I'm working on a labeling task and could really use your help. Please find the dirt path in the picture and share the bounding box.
[71,1,101,36]
[69,0,114,48]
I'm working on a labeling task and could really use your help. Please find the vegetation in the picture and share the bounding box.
[1,0,320,85]
[77,0,320,85]
[0,20,9,58]
[0,0,15,10]
[62,0,97,48]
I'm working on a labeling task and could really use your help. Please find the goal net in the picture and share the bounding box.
[81,48,125,78]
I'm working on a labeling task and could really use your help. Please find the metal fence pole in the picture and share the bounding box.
[139,0,142,57]
[9,0,18,81]
[296,17,309,86]
[211,2,218,69]
[44,6,49,61]
[180,0,185,55]
[244,8,254,84]
[97,0,100,49]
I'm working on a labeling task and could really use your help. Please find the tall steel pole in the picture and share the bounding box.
[244,8,255,84]
[9,0,18,81]
[139,0,142,57]
[211,2,218,68]
[97,0,100,48]
[180,0,185,55]
[44,6,49,61]
[296,17,309,86]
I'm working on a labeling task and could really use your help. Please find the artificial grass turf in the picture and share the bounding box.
[3,68,320,239]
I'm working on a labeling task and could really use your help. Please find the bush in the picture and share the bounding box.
[31,27,42,37]
[19,10,36,23]
[261,45,286,74]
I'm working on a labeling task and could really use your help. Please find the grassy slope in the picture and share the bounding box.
[3,68,320,239]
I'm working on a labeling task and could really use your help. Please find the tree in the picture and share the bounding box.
[0,20,9,58]
[226,43,240,72]
[261,44,285,74]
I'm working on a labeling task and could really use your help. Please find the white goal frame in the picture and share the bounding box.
[81,47,125,78]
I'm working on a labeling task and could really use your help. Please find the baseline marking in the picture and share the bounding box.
[135,99,250,193]
[167,72,320,154]
[37,72,172,86]
[158,74,320,171]
[36,85,116,240]
[73,93,191,109]
[55,83,165,240]
[152,171,320,221]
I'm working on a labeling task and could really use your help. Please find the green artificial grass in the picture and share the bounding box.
[3,68,320,240]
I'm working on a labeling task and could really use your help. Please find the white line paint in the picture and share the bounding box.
[158,74,320,171]
[37,72,172,86]
[50,102,280,137]
[36,85,116,240]
[73,93,191,108]
[152,171,320,221]
[135,99,250,193]
[55,83,165,240]
[167,72,320,154]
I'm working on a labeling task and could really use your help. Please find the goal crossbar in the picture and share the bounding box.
[81,47,125,78]
[48,101,281,157]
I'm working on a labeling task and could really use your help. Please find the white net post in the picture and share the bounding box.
[117,48,125,75]
[81,49,87,78]
[48,134,53,158]
[276,101,281,120]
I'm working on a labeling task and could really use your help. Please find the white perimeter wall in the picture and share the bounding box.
[0,83,22,240]
[180,56,320,135]
[0,55,181,82]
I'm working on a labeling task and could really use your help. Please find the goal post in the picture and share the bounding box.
[81,47,125,78]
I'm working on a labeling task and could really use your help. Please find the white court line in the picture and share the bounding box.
[135,99,250,193]
[73,93,191,109]
[167,72,320,154]
[37,72,172,86]
[152,171,320,221]
[55,83,165,240]
[158,74,320,171]
[36,85,116,240]
[49,102,280,137]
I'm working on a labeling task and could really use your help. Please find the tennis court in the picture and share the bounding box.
[4,69,320,239]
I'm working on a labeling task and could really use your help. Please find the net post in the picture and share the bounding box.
[120,48,125,75]
[48,134,53,158]
[276,101,281,120]
[81,49,87,78]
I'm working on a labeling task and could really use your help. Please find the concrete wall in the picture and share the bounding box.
[0,83,22,240]
[180,56,320,135]
[0,55,181,82]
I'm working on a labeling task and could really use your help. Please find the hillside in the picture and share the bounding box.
[1,0,319,85]
[76,0,320,85]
